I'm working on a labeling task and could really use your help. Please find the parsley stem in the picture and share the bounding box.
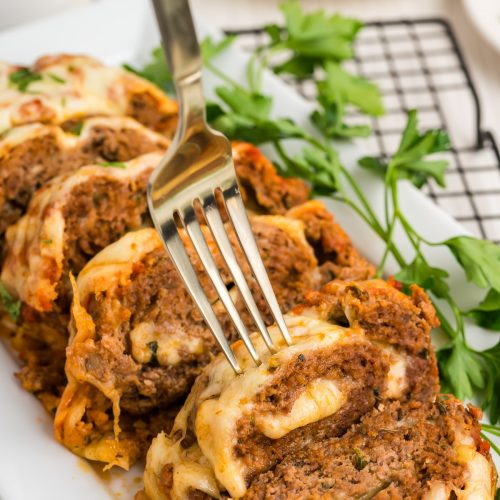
[482,424,500,437]
[205,61,246,92]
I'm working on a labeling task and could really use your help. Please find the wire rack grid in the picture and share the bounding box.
[226,19,500,244]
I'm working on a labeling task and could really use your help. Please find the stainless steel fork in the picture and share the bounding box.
[148,0,292,373]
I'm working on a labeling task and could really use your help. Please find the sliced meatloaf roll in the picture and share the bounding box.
[54,202,375,469]
[1,151,163,313]
[0,55,178,135]
[143,280,446,500]
[0,116,167,248]
[1,152,162,412]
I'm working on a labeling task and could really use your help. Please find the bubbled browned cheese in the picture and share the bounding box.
[0,55,178,134]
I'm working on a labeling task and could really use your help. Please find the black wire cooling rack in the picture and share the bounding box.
[226,19,500,244]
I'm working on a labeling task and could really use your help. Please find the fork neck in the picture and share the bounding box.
[176,76,207,135]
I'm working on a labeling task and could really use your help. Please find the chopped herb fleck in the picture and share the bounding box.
[47,72,66,84]
[147,340,158,365]
[67,121,83,136]
[320,483,332,490]
[96,161,127,169]
[352,447,368,470]
[0,282,21,322]
[437,400,448,415]
[9,68,42,92]
[41,239,53,244]
[298,353,305,362]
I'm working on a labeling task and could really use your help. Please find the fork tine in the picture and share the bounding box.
[222,184,293,346]
[182,205,261,366]
[203,195,278,354]
[159,219,242,373]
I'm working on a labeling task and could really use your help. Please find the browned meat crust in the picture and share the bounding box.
[244,397,493,499]
[287,200,375,281]
[232,142,310,214]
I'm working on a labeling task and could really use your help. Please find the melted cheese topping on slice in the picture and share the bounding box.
[0,55,177,133]
[144,309,417,500]
[194,316,405,499]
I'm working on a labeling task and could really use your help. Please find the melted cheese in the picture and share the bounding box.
[0,55,177,133]
[0,116,167,157]
[130,321,205,366]
[255,378,345,439]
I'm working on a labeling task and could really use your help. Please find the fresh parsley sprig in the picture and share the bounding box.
[260,1,384,139]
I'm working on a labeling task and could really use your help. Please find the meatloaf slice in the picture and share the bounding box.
[244,397,496,500]
[0,116,167,249]
[1,151,162,313]
[143,280,441,499]
[54,200,374,469]
[0,55,178,135]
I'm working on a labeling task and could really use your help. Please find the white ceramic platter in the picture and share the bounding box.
[463,0,500,54]
[0,0,498,498]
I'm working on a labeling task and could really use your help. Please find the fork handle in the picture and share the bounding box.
[151,0,205,127]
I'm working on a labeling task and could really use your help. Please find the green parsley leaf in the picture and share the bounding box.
[312,94,372,140]
[352,447,368,470]
[124,47,173,94]
[96,161,127,169]
[47,72,66,84]
[200,35,237,64]
[359,110,450,188]
[480,341,500,423]
[279,1,362,63]
[124,36,236,96]
[317,62,384,117]
[215,86,272,122]
[0,282,21,322]
[437,339,486,400]
[9,68,42,92]
[444,236,500,291]
[466,289,500,331]
[395,255,449,298]
[147,340,159,365]
[272,55,317,79]
[66,121,83,136]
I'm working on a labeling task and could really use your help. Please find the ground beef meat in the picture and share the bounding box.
[244,397,492,500]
